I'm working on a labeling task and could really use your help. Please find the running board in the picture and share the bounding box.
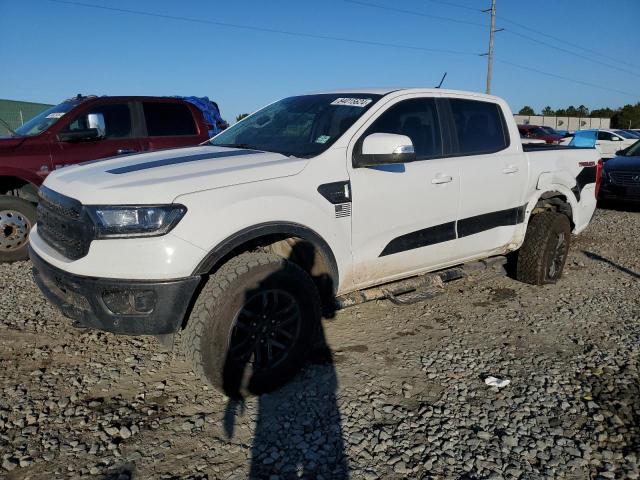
[335,256,507,309]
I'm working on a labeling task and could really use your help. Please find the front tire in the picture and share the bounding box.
[183,252,321,397]
[0,196,37,263]
[516,211,571,285]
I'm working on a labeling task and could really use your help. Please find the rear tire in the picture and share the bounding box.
[0,196,37,263]
[183,252,321,397]
[516,211,571,285]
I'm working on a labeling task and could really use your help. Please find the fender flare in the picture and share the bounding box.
[192,221,340,289]
[0,170,42,201]
[0,168,43,186]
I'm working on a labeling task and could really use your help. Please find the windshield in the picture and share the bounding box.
[540,126,557,135]
[13,101,79,137]
[529,127,548,136]
[210,93,382,157]
[614,129,637,139]
[622,139,640,156]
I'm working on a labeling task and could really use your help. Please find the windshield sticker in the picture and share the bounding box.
[46,112,65,119]
[330,98,372,107]
[315,135,331,144]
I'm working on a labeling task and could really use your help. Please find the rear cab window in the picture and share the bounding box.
[142,102,198,137]
[449,98,509,155]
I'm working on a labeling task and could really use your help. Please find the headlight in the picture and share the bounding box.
[86,205,187,238]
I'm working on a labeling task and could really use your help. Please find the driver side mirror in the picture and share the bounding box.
[57,128,101,142]
[56,112,106,142]
[353,133,416,168]
[87,113,106,138]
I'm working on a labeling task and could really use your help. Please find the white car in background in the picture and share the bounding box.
[560,129,637,158]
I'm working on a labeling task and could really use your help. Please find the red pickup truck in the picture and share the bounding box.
[0,95,226,262]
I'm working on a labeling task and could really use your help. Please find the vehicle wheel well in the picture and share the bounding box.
[0,177,38,203]
[532,192,574,229]
[194,224,339,316]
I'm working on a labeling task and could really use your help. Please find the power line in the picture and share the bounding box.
[46,0,477,57]
[43,0,638,99]
[427,0,640,72]
[493,14,640,72]
[493,58,638,97]
[344,0,486,28]
[504,29,640,78]
[349,0,640,79]
[425,0,482,13]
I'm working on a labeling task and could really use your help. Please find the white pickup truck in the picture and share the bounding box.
[29,88,601,395]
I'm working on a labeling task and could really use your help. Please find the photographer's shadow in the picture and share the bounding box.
[222,242,349,479]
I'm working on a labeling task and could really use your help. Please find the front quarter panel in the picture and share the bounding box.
[171,172,353,292]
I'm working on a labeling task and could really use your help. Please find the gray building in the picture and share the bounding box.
[0,99,53,135]
[514,114,610,131]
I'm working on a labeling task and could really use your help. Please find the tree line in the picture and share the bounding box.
[517,103,640,128]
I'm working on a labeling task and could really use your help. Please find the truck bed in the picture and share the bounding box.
[522,144,594,152]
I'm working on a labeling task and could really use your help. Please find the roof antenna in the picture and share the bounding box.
[435,72,447,89]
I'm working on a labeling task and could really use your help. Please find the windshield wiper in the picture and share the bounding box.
[214,142,260,150]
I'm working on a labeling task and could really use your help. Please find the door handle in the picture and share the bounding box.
[431,174,453,184]
[502,165,519,174]
[117,148,138,155]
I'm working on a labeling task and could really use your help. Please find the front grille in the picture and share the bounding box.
[608,171,640,187]
[37,187,93,260]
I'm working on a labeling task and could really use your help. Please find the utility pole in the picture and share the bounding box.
[481,0,502,94]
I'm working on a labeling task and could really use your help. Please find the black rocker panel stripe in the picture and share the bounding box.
[106,149,262,174]
[380,222,456,257]
[457,205,527,238]
[380,204,527,257]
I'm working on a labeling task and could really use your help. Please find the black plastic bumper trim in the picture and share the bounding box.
[29,247,201,335]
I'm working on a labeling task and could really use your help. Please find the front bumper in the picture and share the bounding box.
[599,182,640,203]
[30,247,201,335]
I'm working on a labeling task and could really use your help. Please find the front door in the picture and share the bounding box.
[50,101,142,169]
[348,95,462,289]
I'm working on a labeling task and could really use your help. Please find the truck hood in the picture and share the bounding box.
[43,145,309,204]
[604,155,640,172]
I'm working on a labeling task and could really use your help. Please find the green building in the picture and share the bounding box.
[0,99,53,135]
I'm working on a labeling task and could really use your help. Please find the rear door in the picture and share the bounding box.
[348,94,464,288]
[50,101,142,169]
[138,100,204,152]
[444,96,527,257]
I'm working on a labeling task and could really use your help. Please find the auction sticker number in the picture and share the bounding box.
[331,98,372,107]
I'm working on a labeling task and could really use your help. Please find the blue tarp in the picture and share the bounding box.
[174,96,226,137]
[569,130,597,148]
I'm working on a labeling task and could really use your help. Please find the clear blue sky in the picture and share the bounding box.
[1,0,638,122]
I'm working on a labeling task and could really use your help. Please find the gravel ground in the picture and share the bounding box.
[0,206,638,480]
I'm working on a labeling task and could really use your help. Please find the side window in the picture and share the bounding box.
[450,99,508,155]
[64,103,132,138]
[597,131,614,141]
[364,98,442,159]
[143,102,197,136]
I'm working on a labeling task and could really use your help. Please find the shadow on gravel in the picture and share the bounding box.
[583,251,640,279]
[597,200,640,213]
[222,242,349,479]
